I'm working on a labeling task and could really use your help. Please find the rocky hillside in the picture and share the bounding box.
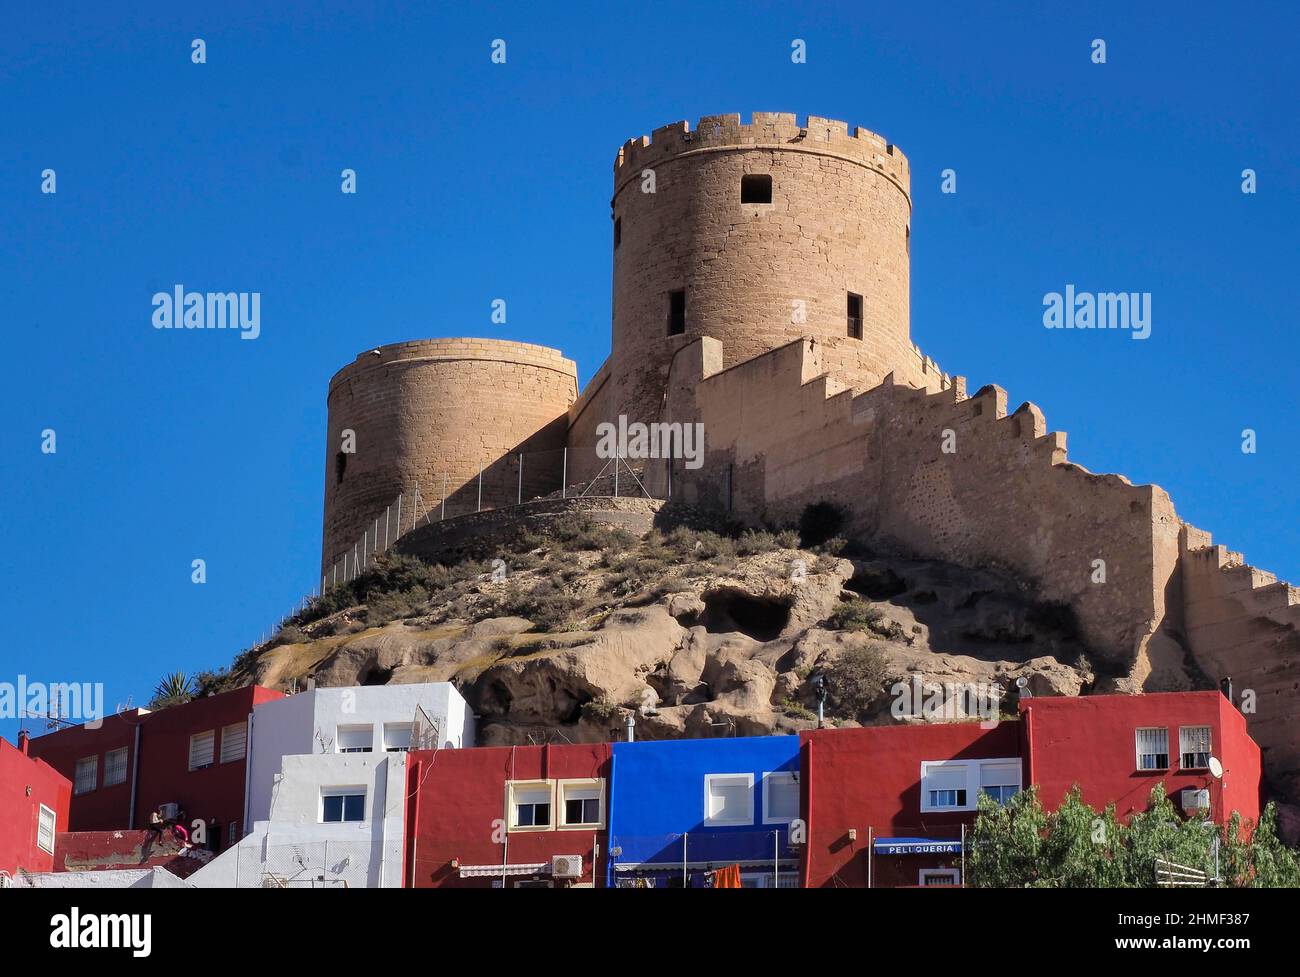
[208,508,1176,746]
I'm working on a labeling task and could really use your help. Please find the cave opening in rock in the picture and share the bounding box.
[844,566,908,600]
[359,664,393,686]
[700,588,791,642]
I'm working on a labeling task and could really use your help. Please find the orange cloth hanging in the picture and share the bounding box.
[714,864,742,888]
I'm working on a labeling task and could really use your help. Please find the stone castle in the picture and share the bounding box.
[320,112,1300,801]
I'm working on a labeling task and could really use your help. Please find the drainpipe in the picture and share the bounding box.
[241,709,255,837]
[625,714,635,743]
[128,722,142,829]
[801,739,813,889]
[408,758,422,888]
[604,751,617,889]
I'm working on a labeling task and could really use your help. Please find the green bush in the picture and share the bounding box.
[827,598,905,640]
[824,644,889,721]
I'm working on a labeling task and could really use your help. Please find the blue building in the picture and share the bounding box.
[607,735,802,888]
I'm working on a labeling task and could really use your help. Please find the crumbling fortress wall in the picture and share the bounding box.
[318,112,1300,800]
[321,339,577,574]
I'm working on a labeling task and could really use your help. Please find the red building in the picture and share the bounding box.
[0,732,72,877]
[1020,690,1261,827]
[27,685,283,851]
[406,743,610,888]
[801,720,1021,888]
[801,691,1264,888]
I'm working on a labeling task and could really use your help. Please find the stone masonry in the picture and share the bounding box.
[319,112,1300,800]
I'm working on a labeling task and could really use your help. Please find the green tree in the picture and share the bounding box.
[969,781,1300,888]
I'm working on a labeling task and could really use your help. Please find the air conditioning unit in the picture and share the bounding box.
[158,802,180,821]
[1181,788,1210,813]
[551,855,583,879]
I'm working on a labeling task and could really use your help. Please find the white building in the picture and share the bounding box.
[243,681,472,827]
[185,682,471,888]
[188,751,407,888]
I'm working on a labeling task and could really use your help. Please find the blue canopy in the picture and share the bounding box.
[873,837,963,855]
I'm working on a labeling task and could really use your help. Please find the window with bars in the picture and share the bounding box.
[1179,726,1212,769]
[188,730,215,771]
[220,722,247,763]
[1136,727,1170,770]
[103,747,128,787]
[74,756,97,795]
[38,804,57,853]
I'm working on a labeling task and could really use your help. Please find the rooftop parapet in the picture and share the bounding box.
[614,112,910,195]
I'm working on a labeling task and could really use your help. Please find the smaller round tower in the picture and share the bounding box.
[321,338,577,574]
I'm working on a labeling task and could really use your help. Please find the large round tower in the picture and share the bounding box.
[321,338,577,575]
[608,112,916,427]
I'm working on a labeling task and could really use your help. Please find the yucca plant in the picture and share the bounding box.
[150,671,197,709]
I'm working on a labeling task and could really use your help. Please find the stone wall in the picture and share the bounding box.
[653,336,1182,666]
[322,339,577,573]
[1181,526,1300,799]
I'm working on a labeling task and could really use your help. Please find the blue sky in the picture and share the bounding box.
[1,2,1296,740]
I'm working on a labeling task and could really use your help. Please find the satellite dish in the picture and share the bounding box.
[1208,756,1224,779]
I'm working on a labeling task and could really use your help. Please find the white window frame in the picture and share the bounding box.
[383,722,414,753]
[319,786,367,823]
[219,722,247,763]
[919,868,960,886]
[761,771,800,824]
[188,730,216,771]
[920,760,973,812]
[37,804,57,854]
[704,773,755,827]
[336,724,374,754]
[1135,727,1170,771]
[1178,726,1212,770]
[507,780,555,832]
[103,747,129,787]
[74,755,98,795]
[978,760,1022,806]
[557,778,606,830]
[920,758,1021,813]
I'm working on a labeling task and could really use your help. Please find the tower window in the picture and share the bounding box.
[667,289,686,336]
[847,293,863,339]
[335,451,347,484]
[741,174,772,204]
[614,216,621,249]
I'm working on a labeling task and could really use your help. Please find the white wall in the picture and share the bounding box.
[192,752,406,889]
[245,682,471,826]
[13,868,192,888]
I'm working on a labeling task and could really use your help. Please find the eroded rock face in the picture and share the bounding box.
[254,547,1133,748]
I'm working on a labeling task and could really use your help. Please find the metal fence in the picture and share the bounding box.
[610,829,800,888]
[244,442,694,651]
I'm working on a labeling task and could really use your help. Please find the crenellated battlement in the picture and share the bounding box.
[614,112,910,195]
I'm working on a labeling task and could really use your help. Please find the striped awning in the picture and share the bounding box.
[459,862,549,878]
